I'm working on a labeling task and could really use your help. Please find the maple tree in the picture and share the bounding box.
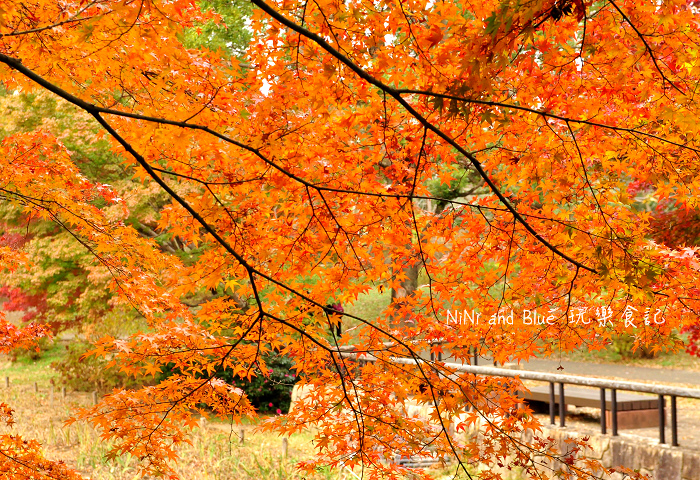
[0,90,210,337]
[2,0,700,478]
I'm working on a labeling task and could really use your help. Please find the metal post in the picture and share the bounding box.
[671,395,678,447]
[549,382,556,425]
[659,394,666,444]
[600,388,606,434]
[611,389,618,436]
[559,383,566,427]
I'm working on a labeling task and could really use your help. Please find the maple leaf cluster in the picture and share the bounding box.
[1,0,700,478]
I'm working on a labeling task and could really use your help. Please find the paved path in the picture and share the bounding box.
[514,358,700,385]
[466,356,700,386]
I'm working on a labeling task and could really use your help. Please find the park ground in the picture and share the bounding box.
[3,288,700,479]
[0,339,470,480]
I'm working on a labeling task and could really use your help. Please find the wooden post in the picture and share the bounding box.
[240,428,245,445]
[600,388,606,434]
[282,437,288,457]
[659,394,666,444]
[611,389,618,436]
[50,386,54,404]
[559,383,566,427]
[34,382,38,393]
[62,387,66,399]
[4,377,8,388]
[91,391,97,405]
[671,395,678,447]
[549,382,555,425]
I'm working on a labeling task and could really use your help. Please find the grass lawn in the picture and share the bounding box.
[342,287,391,340]
[341,287,700,372]
[0,338,63,386]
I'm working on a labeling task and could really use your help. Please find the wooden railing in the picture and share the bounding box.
[337,350,700,447]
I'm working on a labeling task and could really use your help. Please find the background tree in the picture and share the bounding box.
[1,0,700,479]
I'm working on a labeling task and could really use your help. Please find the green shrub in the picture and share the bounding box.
[226,354,298,414]
[10,336,52,362]
[158,351,298,414]
[610,334,658,359]
[51,341,143,392]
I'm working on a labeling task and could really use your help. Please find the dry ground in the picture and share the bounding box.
[0,353,467,480]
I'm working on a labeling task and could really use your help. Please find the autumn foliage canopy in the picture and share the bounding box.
[2,0,700,478]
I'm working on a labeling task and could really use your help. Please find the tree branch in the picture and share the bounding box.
[607,0,684,95]
[248,0,596,274]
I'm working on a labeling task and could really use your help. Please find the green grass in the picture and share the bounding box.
[342,287,392,340]
[344,287,391,321]
[0,338,63,385]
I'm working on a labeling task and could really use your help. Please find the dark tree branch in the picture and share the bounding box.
[0,53,477,393]
[249,0,597,273]
[395,89,698,153]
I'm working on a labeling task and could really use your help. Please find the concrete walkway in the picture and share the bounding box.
[512,358,700,386]
[462,356,700,386]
